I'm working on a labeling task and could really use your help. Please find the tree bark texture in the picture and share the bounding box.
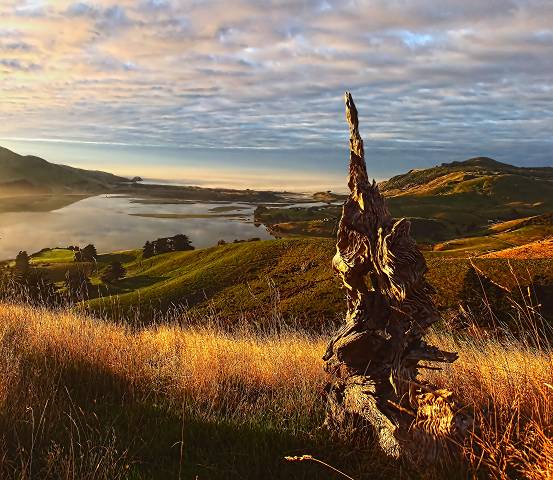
[323,92,471,467]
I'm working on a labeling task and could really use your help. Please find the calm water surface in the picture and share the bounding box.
[0,195,273,260]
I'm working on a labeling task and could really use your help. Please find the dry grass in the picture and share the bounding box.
[0,303,338,479]
[426,331,552,479]
[0,301,551,479]
[480,239,553,259]
[0,303,325,409]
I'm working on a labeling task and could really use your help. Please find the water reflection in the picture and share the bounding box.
[0,195,273,260]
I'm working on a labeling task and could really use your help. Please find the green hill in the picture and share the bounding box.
[382,158,552,234]
[380,156,553,196]
[0,146,129,194]
[256,157,553,243]
[431,212,553,256]
[84,238,343,324]
[19,237,552,326]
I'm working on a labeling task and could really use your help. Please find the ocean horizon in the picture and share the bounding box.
[2,138,551,193]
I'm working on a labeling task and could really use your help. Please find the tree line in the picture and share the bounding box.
[0,234,194,306]
[0,244,126,306]
[143,234,194,258]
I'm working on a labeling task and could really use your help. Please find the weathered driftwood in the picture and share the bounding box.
[324,93,471,467]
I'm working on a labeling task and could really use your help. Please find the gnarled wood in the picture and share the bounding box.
[324,93,471,467]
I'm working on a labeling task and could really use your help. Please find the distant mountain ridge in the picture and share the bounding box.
[0,146,129,195]
[379,156,553,197]
[2,145,552,208]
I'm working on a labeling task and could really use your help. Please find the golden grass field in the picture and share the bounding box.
[0,302,551,479]
[481,239,553,259]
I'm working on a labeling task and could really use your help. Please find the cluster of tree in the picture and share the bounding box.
[143,234,194,258]
[64,268,93,302]
[101,261,126,284]
[0,251,59,306]
[1,250,100,304]
[14,250,30,280]
[1,245,132,306]
[74,244,97,262]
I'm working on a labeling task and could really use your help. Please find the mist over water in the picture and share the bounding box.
[2,139,551,261]
[2,139,351,192]
[5,138,550,194]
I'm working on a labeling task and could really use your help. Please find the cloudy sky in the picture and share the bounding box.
[1,0,552,189]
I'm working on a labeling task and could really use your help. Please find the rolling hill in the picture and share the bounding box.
[480,238,553,259]
[382,157,552,237]
[0,146,129,194]
[0,145,303,203]
[430,212,553,256]
[16,237,552,326]
[379,156,553,196]
[256,157,553,243]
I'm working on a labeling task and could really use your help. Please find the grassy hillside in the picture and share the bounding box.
[0,302,550,479]
[256,158,553,243]
[480,239,553,259]
[85,238,343,323]
[431,214,553,256]
[0,303,362,480]
[0,146,128,194]
[382,158,553,239]
[20,238,553,324]
[379,156,553,195]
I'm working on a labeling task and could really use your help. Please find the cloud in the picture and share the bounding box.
[88,51,139,71]
[66,2,99,17]
[0,0,552,169]
[66,2,132,31]
[14,0,48,17]
[142,0,171,10]
[0,28,23,37]
[0,40,34,51]
[100,5,131,28]
[0,58,41,71]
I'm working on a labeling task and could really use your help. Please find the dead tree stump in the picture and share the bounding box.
[323,93,471,467]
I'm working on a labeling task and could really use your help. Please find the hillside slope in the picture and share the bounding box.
[0,146,129,194]
[380,156,553,196]
[479,238,553,259]
[382,157,553,238]
[257,157,553,243]
[85,238,343,323]
[21,238,553,324]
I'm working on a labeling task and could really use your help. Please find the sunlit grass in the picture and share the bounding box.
[426,331,552,479]
[0,301,551,479]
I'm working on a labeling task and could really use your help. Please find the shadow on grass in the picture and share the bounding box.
[117,275,167,290]
[0,346,394,480]
[92,275,167,302]
[97,252,137,264]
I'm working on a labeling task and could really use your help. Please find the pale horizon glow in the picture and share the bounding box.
[1,138,353,192]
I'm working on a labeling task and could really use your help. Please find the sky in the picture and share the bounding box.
[1,0,552,191]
